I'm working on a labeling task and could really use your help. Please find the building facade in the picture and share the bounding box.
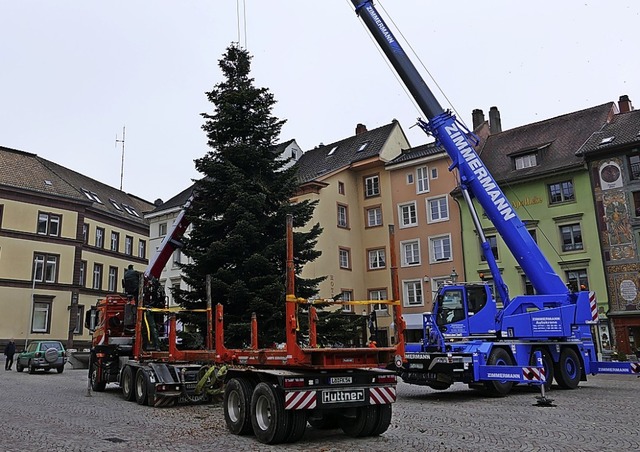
[576,96,640,354]
[0,146,154,351]
[294,121,409,346]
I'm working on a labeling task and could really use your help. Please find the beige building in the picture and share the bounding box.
[294,121,410,345]
[385,142,464,340]
[0,146,154,351]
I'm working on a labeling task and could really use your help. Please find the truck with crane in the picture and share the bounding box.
[350,0,640,396]
[85,188,400,443]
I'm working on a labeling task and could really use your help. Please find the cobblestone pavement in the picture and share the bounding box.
[0,364,638,451]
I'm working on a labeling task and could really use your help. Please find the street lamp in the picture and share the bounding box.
[450,268,458,284]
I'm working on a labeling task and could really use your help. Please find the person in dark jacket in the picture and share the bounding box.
[123,264,140,300]
[4,339,16,371]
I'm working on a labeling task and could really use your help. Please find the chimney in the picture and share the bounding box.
[618,95,633,113]
[489,106,502,134]
[355,123,368,135]
[472,109,485,130]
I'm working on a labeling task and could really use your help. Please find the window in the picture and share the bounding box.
[401,240,420,266]
[629,155,640,180]
[566,269,589,291]
[110,231,120,252]
[514,152,538,170]
[82,223,89,244]
[357,141,370,152]
[37,212,61,236]
[399,202,417,228]
[34,253,58,283]
[95,227,105,248]
[79,261,87,287]
[327,145,338,156]
[368,248,386,270]
[31,299,52,333]
[159,223,167,236]
[480,235,499,261]
[369,289,388,312]
[430,234,452,262]
[173,249,182,268]
[427,196,449,223]
[108,266,118,292]
[366,206,382,227]
[528,229,537,243]
[522,276,535,295]
[73,305,85,335]
[338,181,345,195]
[337,203,349,228]
[92,263,103,290]
[430,276,449,301]
[125,236,133,255]
[364,175,380,198]
[406,173,414,184]
[109,199,123,211]
[138,240,146,259]
[633,191,640,216]
[403,280,423,307]
[560,224,583,252]
[340,290,353,312]
[431,168,438,179]
[81,189,103,204]
[416,166,429,193]
[339,247,351,270]
[548,180,575,204]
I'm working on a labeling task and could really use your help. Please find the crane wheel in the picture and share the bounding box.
[482,347,515,397]
[555,347,582,389]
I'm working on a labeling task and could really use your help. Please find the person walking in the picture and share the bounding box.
[4,338,16,371]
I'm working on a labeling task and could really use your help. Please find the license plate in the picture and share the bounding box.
[329,376,352,384]
[322,389,365,404]
[185,383,197,390]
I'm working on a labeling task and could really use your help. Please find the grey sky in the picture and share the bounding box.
[1,1,638,203]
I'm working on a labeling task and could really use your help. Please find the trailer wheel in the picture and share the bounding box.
[89,359,106,392]
[529,347,554,391]
[370,404,393,436]
[284,410,307,443]
[341,405,378,438]
[250,382,289,444]
[135,368,150,406]
[482,347,515,397]
[224,378,254,435]
[121,366,136,402]
[555,347,582,389]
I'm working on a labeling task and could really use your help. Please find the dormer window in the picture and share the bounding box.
[81,188,103,204]
[514,152,538,170]
[122,204,140,217]
[109,199,123,211]
[599,136,615,145]
[357,141,370,152]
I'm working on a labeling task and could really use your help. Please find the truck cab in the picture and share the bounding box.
[434,284,497,338]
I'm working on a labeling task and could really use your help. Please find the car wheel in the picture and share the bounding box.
[16,362,24,373]
[56,366,64,374]
[28,361,36,374]
[135,368,150,406]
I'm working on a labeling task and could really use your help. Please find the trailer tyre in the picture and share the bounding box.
[224,378,254,435]
[529,347,554,391]
[341,405,378,438]
[135,368,150,406]
[482,348,515,397]
[370,404,393,436]
[284,410,307,443]
[555,348,582,390]
[90,360,106,392]
[250,382,289,444]
[121,366,136,402]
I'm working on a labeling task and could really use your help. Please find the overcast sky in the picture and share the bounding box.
[1,1,638,203]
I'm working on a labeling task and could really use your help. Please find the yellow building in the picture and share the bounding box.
[293,121,409,346]
[0,146,154,351]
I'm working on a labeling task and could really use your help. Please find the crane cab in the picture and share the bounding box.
[434,284,497,338]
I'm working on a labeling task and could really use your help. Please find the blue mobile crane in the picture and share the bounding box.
[351,0,639,396]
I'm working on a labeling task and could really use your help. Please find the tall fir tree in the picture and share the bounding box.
[176,43,323,348]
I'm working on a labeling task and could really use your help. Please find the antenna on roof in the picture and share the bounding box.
[115,126,125,191]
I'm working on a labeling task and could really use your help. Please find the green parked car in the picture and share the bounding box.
[16,341,67,374]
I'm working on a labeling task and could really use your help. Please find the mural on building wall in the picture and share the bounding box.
[602,190,634,257]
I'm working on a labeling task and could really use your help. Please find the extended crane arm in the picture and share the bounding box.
[351,1,568,296]
[144,193,194,280]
